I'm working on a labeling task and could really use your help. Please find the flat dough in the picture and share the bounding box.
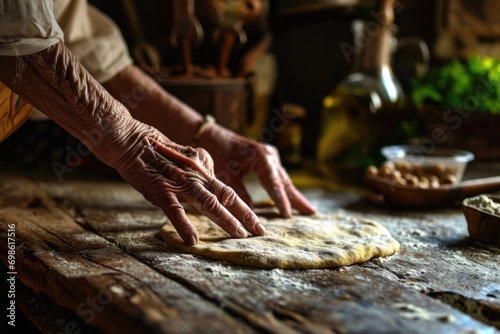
[160,211,400,269]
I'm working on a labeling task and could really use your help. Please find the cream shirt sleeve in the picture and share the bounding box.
[0,0,133,84]
[53,0,133,83]
[0,0,64,56]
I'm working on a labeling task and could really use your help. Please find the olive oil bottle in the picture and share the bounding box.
[317,0,406,177]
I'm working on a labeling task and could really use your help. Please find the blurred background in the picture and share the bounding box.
[87,0,441,158]
[6,0,498,176]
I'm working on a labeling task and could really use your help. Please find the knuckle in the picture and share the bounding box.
[197,148,214,169]
[163,200,184,217]
[219,186,239,208]
[270,179,284,193]
[195,147,210,158]
[262,143,278,155]
[242,210,257,227]
[186,182,206,201]
[200,193,219,212]
[171,167,188,184]
[186,146,210,160]
[281,176,293,188]
[184,146,200,159]
[149,189,178,210]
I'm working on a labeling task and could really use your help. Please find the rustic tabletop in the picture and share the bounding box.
[0,165,499,334]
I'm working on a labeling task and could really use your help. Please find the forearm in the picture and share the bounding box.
[102,65,204,146]
[0,41,138,166]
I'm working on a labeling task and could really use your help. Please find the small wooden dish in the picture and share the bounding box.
[462,194,500,245]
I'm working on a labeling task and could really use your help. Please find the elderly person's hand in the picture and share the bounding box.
[108,123,265,245]
[0,1,311,247]
[197,123,316,218]
[102,65,316,219]
[0,42,264,245]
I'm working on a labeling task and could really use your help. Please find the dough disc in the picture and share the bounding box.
[160,211,400,269]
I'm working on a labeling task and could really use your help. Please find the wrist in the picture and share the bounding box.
[196,120,240,165]
[192,114,216,147]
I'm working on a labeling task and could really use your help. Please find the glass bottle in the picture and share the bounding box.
[274,103,306,168]
[316,0,406,178]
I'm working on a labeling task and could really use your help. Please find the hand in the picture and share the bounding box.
[198,123,316,218]
[0,43,265,246]
[107,121,265,245]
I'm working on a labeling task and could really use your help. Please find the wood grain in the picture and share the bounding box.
[0,171,499,333]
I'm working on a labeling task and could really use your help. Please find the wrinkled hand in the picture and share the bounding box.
[199,123,316,218]
[0,42,265,246]
[107,121,265,245]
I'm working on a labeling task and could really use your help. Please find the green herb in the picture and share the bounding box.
[410,55,500,114]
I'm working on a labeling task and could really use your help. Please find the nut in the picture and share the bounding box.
[371,159,461,189]
[365,165,378,177]
[425,163,446,176]
[440,174,458,185]
[394,160,413,174]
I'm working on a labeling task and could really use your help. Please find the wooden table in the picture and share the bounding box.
[1,168,499,334]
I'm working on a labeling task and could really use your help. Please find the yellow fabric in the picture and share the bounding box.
[0,81,32,143]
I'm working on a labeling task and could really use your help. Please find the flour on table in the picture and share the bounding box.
[160,210,400,269]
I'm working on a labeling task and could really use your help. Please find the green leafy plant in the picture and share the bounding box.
[411,55,500,114]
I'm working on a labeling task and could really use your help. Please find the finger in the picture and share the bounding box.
[227,178,254,209]
[255,160,292,218]
[189,183,250,238]
[161,192,199,245]
[279,168,317,215]
[206,179,265,236]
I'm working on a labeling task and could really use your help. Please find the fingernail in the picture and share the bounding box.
[237,226,248,238]
[188,234,197,246]
[255,223,266,236]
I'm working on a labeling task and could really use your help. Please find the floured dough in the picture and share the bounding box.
[160,211,400,269]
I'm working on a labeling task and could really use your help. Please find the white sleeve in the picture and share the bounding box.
[0,0,64,56]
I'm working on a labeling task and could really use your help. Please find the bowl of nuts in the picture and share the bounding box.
[378,145,475,187]
[363,145,489,208]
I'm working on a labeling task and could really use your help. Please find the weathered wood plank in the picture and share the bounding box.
[0,174,256,334]
[53,176,499,334]
[1,260,100,334]
[80,210,498,334]
[323,191,500,329]
[3,171,500,333]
